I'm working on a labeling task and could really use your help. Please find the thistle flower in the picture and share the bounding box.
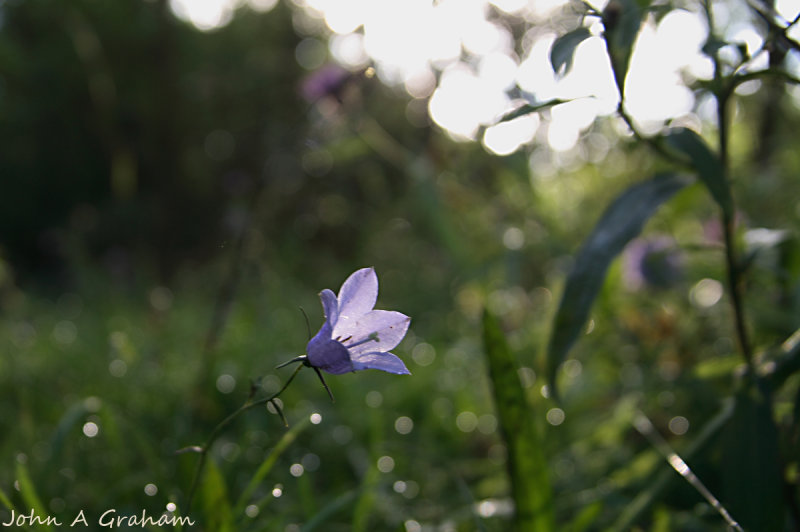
[623,236,683,291]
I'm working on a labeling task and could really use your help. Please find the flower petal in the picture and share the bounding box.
[351,352,410,374]
[337,310,410,356]
[337,267,377,326]
[319,288,338,326]
[307,335,353,375]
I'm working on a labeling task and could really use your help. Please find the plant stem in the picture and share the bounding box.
[716,85,754,370]
[181,364,304,512]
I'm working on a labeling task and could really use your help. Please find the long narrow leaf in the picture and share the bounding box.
[200,459,233,532]
[602,0,644,97]
[0,487,14,512]
[547,173,690,396]
[301,489,358,532]
[664,128,732,216]
[721,384,785,530]
[484,308,553,531]
[233,415,311,516]
[499,99,570,123]
[14,462,53,532]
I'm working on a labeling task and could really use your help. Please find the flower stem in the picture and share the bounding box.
[180,364,304,512]
[716,75,754,371]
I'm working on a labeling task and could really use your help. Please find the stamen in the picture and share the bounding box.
[344,332,380,348]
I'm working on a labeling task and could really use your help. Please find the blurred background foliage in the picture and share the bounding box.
[2,0,800,530]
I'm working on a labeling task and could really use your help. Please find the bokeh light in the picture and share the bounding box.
[165,0,800,157]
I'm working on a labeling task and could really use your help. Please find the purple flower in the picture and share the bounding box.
[300,64,351,103]
[306,267,411,375]
[279,267,411,397]
[623,236,683,291]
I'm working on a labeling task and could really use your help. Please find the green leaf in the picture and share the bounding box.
[547,173,690,396]
[0,486,13,512]
[550,27,592,75]
[499,99,570,123]
[602,0,645,97]
[721,384,785,531]
[664,128,733,216]
[564,501,602,532]
[200,459,233,532]
[483,308,553,531]
[15,461,53,532]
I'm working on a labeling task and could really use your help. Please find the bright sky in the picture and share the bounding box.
[170,0,800,156]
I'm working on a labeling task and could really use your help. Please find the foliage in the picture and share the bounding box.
[2,0,800,530]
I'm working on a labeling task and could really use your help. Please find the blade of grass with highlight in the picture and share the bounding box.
[233,414,312,518]
[14,461,53,532]
[611,398,735,531]
[633,411,743,531]
[0,486,14,513]
[484,308,553,532]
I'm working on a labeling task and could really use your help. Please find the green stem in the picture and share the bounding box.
[616,103,691,168]
[717,84,754,370]
[181,364,304,512]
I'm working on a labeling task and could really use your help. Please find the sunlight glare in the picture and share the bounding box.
[524,0,574,19]
[516,34,559,100]
[490,0,527,14]
[557,37,618,110]
[319,0,367,34]
[483,114,539,155]
[247,0,278,12]
[479,52,518,91]
[547,99,597,151]
[625,11,708,132]
[429,64,510,140]
[169,0,234,31]
[361,0,460,84]
[329,33,369,69]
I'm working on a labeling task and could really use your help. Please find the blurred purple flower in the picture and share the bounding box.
[300,63,350,103]
[623,237,683,290]
[306,267,411,375]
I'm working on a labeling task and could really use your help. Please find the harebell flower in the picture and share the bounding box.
[279,267,411,399]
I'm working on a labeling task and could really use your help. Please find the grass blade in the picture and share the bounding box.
[14,461,53,532]
[633,412,743,531]
[484,308,553,531]
[233,414,312,517]
[610,398,735,531]
[200,458,233,532]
